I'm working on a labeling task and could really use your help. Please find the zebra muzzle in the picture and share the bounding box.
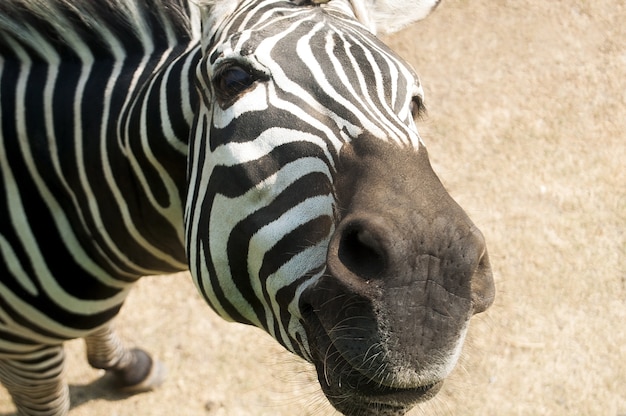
[298,138,494,415]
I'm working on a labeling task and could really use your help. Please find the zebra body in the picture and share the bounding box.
[0,1,494,415]
[1,0,196,348]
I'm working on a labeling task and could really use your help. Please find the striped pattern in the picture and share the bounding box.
[186,0,425,358]
[0,346,68,415]
[0,1,200,412]
[0,0,198,354]
[0,0,432,413]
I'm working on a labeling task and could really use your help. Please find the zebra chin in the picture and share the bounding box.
[300,301,446,416]
[299,281,453,416]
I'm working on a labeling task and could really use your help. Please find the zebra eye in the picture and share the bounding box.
[410,95,427,120]
[213,64,259,104]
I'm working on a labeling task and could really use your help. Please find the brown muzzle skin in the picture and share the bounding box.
[300,137,494,415]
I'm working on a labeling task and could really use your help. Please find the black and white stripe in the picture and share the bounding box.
[0,0,197,352]
[1,1,200,412]
[186,0,425,357]
[0,0,439,414]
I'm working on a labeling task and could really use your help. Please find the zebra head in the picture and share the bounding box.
[186,0,493,414]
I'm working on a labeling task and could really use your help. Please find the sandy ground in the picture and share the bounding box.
[1,0,625,414]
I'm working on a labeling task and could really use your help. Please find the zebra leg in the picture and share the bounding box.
[0,345,70,416]
[84,323,165,393]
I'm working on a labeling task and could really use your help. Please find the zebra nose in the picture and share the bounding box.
[327,216,390,283]
[469,230,495,314]
[327,214,495,312]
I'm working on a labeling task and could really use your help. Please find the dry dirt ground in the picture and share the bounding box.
[1,0,625,415]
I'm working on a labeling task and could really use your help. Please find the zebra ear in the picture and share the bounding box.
[197,0,239,46]
[350,0,441,34]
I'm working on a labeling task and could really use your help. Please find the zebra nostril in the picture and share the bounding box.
[335,221,387,280]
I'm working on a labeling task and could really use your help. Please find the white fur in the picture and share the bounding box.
[386,322,469,388]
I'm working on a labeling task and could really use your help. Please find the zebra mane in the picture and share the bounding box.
[0,0,434,60]
[0,0,199,58]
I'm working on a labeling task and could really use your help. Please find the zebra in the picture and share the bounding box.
[0,0,495,415]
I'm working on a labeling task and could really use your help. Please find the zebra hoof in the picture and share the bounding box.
[111,348,167,393]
